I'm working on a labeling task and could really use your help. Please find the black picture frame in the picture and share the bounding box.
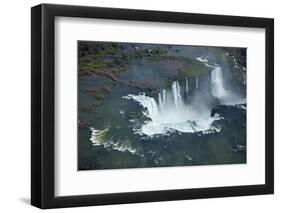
[31,3,274,209]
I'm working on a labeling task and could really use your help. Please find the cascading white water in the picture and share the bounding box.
[125,94,159,122]
[158,89,167,112]
[158,93,162,110]
[162,89,166,106]
[185,78,189,94]
[241,72,246,85]
[196,57,214,68]
[123,80,221,137]
[172,81,183,107]
[185,78,189,102]
[90,127,137,154]
[211,66,226,99]
[123,59,246,137]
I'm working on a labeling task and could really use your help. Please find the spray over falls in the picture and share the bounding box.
[123,64,245,137]
[211,66,226,99]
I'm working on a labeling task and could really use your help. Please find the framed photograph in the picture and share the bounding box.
[31,3,274,209]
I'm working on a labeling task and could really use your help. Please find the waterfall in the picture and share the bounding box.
[158,89,167,112]
[162,89,166,106]
[172,81,183,107]
[125,80,185,117]
[158,93,164,111]
[211,66,226,98]
[122,57,245,137]
[185,78,189,103]
[123,79,221,136]
[241,72,246,85]
[143,97,159,121]
[185,78,189,94]
[124,94,159,122]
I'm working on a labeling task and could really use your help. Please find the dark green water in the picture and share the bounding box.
[78,59,246,170]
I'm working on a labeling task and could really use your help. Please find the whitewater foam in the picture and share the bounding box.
[123,93,221,137]
[196,56,214,68]
[211,66,226,99]
[122,60,245,138]
[90,127,138,154]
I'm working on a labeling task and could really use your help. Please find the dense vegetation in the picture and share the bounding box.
[78,42,246,103]
[79,42,172,77]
